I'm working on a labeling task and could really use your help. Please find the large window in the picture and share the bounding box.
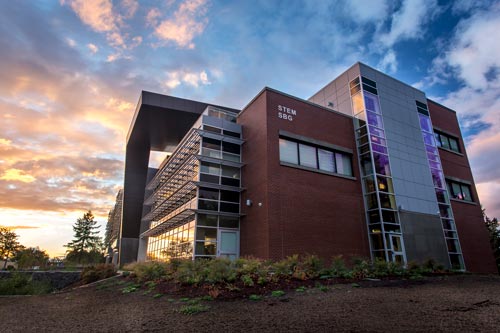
[279,137,353,177]
[201,137,241,162]
[199,162,241,187]
[434,130,460,153]
[446,179,473,202]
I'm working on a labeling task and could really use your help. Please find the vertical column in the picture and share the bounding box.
[415,101,465,270]
[349,77,406,264]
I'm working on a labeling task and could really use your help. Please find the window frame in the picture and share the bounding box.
[278,136,354,179]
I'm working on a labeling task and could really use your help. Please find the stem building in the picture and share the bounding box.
[118,62,497,273]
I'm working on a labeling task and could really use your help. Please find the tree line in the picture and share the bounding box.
[1,210,106,269]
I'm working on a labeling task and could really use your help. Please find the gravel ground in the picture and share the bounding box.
[1,274,499,332]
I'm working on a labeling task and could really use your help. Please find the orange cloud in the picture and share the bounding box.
[154,0,208,49]
[0,169,36,183]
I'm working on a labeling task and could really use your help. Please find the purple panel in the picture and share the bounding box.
[372,143,388,154]
[419,114,432,132]
[369,126,385,138]
[367,111,384,129]
[431,168,445,189]
[364,93,380,114]
[429,160,441,170]
[373,152,391,176]
[422,132,435,146]
[370,135,387,146]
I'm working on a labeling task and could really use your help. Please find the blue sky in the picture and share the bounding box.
[0,0,499,256]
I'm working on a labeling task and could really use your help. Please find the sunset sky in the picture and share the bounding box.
[1,0,499,257]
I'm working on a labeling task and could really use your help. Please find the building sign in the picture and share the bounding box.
[277,105,297,121]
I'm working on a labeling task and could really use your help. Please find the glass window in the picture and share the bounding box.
[336,153,352,176]
[419,114,432,133]
[219,216,239,228]
[447,180,473,202]
[222,141,240,154]
[223,130,240,138]
[199,187,219,200]
[220,190,239,203]
[364,93,380,113]
[372,152,391,176]
[279,139,298,164]
[203,125,221,134]
[449,137,459,152]
[360,153,373,176]
[221,165,240,179]
[318,149,335,172]
[200,162,220,175]
[220,202,239,213]
[434,130,461,153]
[352,92,364,114]
[221,177,240,187]
[202,137,221,150]
[197,214,218,227]
[200,173,219,184]
[366,111,384,129]
[198,199,218,211]
[423,132,435,146]
[195,241,216,256]
[299,144,317,168]
[196,227,217,241]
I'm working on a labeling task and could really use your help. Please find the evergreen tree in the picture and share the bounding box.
[65,211,103,264]
[483,210,500,273]
[0,226,22,269]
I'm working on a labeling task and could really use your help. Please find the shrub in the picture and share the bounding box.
[240,274,254,286]
[174,259,208,285]
[0,273,52,295]
[351,257,371,279]
[205,258,237,283]
[329,255,350,278]
[273,255,299,278]
[128,261,169,282]
[295,254,323,279]
[81,264,116,284]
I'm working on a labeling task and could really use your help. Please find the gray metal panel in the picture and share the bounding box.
[399,211,450,268]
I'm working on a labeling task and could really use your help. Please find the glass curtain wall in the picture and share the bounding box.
[415,101,465,270]
[350,76,406,264]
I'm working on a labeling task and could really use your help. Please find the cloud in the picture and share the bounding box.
[427,3,500,218]
[0,169,36,183]
[87,43,98,53]
[344,0,388,22]
[378,49,398,73]
[62,0,139,50]
[9,225,40,230]
[445,4,500,90]
[165,70,211,89]
[120,0,138,19]
[154,0,209,49]
[377,0,440,48]
[63,0,118,32]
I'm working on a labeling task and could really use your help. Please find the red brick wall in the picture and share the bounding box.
[239,88,369,262]
[428,100,497,273]
[238,91,270,258]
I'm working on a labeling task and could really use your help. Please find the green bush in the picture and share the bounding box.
[329,255,351,278]
[126,261,169,282]
[81,264,117,284]
[174,259,208,285]
[273,255,299,278]
[351,257,371,279]
[205,258,237,283]
[0,273,52,295]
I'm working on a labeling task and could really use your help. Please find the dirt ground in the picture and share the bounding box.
[1,274,499,332]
